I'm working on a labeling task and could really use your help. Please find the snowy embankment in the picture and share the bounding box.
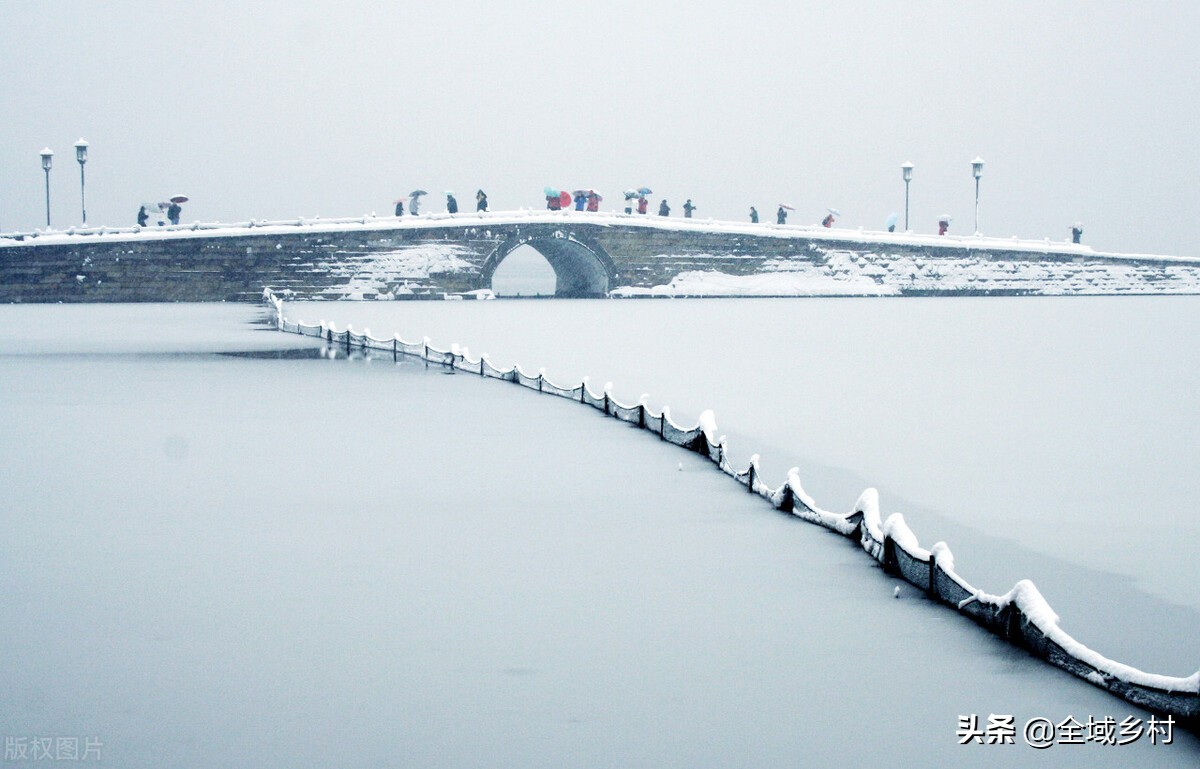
[263,287,1199,725]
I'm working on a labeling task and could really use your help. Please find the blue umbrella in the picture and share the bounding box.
[637,186,653,195]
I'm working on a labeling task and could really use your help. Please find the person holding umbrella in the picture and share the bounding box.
[166,195,187,225]
[777,205,789,225]
[683,199,696,218]
[586,190,601,212]
[573,190,587,211]
[623,191,637,215]
[476,190,488,212]
[637,196,649,215]
[409,190,426,216]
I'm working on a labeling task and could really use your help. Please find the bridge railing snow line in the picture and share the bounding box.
[262,286,1199,727]
[8,209,1189,265]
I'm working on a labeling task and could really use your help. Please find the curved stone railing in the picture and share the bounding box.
[262,287,1199,727]
[7,208,1189,264]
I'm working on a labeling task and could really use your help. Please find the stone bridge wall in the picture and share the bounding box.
[2,213,1198,301]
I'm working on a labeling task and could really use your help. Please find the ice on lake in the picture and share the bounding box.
[296,296,1200,677]
[0,302,1195,767]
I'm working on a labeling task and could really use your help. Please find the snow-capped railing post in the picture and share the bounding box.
[392,337,398,362]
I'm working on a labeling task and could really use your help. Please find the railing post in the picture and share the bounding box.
[747,463,755,493]
[603,393,609,414]
[392,338,397,362]
[344,330,351,355]
[537,374,543,392]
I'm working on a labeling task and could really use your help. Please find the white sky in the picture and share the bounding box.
[3,1,1198,255]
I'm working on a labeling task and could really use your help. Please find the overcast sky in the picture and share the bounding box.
[3,1,1198,255]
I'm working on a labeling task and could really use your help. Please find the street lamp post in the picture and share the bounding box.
[75,139,89,225]
[901,161,914,232]
[971,156,985,234]
[40,148,54,228]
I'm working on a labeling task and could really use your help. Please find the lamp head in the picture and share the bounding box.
[40,147,54,171]
[74,138,89,164]
[971,157,985,179]
[901,161,914,182]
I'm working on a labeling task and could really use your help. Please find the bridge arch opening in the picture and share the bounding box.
[491,245,557,297]
[484,233,615,298]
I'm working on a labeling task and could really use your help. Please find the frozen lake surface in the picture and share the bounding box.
[0,303,1195,766]
[296,296,1200,678]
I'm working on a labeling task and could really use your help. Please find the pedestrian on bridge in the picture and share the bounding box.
[938,216,951,235]
[573,191,587,211]
[586,191,601,212]
[683,199,696,218]
[777,205,788,225]
[658,199,671,216]
[750,206,759,223]
[137,205,149,227]
[394,200,404,217]
[476,190,488,211]
[446,193,459,214]
[1071,222,1083,244]
[638,196,649,215]
[167,201,182,226]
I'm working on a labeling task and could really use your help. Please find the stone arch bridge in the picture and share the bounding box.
[2,211,1199,301]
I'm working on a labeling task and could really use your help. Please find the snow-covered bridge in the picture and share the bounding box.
[3,210,1200,301]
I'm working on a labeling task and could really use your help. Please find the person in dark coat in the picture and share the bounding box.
[547,194,561,211]
[447,193,458,214]
[476,190,488,212]
[658,199,670,216]
[167,202,182,225]
[137,206,149,227]
[683,199,696,218]
[394,200,404,217]
[1071,223,1083,244]
[573,192,586,211]
[750,206,759,223]
[777,206,788,225]
[586,191,600,212]
[637,196,649,215]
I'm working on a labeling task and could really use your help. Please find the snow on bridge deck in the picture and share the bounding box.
[3,210,1199,301]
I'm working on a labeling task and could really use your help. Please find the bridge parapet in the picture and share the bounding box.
[3,211,1199,301]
